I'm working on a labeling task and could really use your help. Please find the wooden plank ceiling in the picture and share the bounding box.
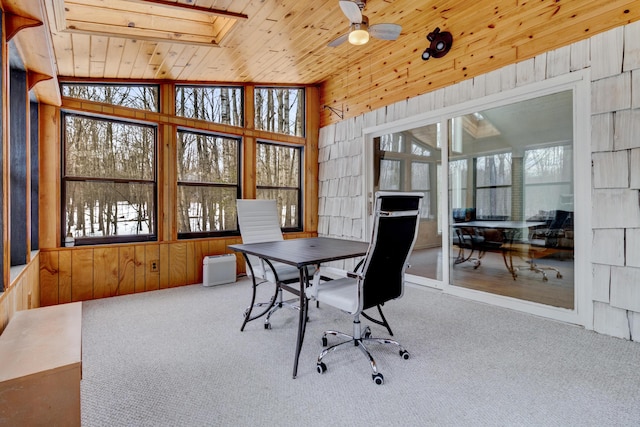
[6,0,640,126]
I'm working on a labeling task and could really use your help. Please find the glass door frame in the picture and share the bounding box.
[362,70,592,328]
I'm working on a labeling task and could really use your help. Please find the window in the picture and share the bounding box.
[10,67,28,265]
[475,152,512,219]
[177,130,240,237]
[61,83,159,112]
[524,145,573,216]
[375,132,435,218]
[62,114,157,244]
[254,87,304,137]
[175,85,243,127]
[256,142,301,230]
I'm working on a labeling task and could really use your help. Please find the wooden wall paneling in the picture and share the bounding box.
[93,247,118,298]
[0,294,8,333]
[161,120,175,241]
[21,255,39,309]
[118,246,136,295]
[39,104,60,249]
[134,245,146,293]
[145,244,159,291]
[70,247,93,301]
[39,250,59,306]
[305,86,320,233]
[58,250,72,303]
[159,243,169,289]
[190,240,207,284]
[242,135,256,199]
[169,241,187,287]
[185,241,195,285]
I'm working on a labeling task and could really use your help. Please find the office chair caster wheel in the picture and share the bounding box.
[317,362,327,374]
[363,327,371,339]
[372,373,384,385]
[400,350,410,360]
[322,337,328,346]
[264,323,272,330]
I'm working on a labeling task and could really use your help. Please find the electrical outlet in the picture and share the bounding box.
[150,260,159,272]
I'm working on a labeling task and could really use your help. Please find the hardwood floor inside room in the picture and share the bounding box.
[408,247,575,309]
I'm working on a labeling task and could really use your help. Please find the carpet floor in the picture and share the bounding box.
[81,279,640,426]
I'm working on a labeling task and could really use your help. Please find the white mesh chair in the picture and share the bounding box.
[237,199,305,330]
[305,191,423,385]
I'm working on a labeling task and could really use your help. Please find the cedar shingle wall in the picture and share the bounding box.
[318,21,640,342]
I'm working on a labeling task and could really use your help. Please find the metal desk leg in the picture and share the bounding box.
[239,253,279,331]
[292,267,310,379]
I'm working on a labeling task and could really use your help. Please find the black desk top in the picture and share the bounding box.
[229,237,369,268]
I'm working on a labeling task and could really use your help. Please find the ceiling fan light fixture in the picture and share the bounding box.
[349,28,370,45]
[348,22,370,45]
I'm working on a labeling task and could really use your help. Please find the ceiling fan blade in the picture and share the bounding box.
[339,0,363,23]
[328,33,349,47]
[369,23,402,41]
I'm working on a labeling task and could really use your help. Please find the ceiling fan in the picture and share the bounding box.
[328,0,402,47]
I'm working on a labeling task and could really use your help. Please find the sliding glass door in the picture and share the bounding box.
[448,91,574,308]
[373,124,443,281]
[369,89,576,310]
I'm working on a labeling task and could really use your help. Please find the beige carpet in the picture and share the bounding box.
[81,278,640,426]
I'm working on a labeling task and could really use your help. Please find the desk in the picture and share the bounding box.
[453,221,553,280]
[229,237,369,378]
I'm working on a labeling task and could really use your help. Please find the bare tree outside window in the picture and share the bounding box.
[476,153,512,219]
[177,130,240,237]
[256,142,301,229]
[175,85,243,127]
[62,83,159,112]
[63,114,157,244]
[254,87,304,137]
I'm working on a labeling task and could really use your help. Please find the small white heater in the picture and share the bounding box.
[202,254,236,287]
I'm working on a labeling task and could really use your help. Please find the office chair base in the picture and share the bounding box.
[242,280,301,330]
[316,324,409,385]
[264,297,302,329]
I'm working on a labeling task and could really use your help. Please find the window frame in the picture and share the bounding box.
[61,82,160,112]
[61,111,159,246]
[254,86,306,138]
[176,128,242,239]
[256,140,303,232]
[174,84,244,127]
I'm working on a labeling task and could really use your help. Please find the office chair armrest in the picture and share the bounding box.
[347,271,363,280]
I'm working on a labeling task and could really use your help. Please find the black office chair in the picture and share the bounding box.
[305,191,423,385]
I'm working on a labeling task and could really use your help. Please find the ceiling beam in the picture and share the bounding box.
[127,0,248,21]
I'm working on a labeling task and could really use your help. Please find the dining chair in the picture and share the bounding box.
[236,199,303,330]
[305,191,423,385]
